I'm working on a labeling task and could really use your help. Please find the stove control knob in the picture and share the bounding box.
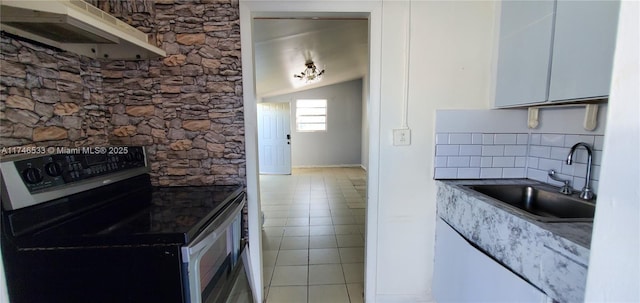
[134,152,144,161]
[22,168,44,184]
[45,162,63,177]
[124,153,134,162]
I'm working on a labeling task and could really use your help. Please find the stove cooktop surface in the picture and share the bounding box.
[3,175,244,248]
[100,185,244,237]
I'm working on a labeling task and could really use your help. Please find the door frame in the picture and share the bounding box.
[240,1,382,302]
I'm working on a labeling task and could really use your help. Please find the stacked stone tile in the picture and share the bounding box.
[0,0,245,186]
[0,35,109,148]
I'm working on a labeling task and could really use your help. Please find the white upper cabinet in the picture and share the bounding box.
[548,0,620,101]
[495,0,620,108]
[495,0,555,107]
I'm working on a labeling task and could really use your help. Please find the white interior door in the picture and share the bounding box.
[257,102,292,174]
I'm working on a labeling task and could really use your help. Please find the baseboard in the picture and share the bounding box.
[292,164,363,169]
[375,294,432,303]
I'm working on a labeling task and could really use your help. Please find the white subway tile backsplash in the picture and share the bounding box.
[434,156,448,168]
[494,134,517,144]
[482,134,494,144]
[434,131,603,192]
[447,156,470,167]
[572,163,588,178]
[436,145,460,156]
[435,168,458,179]
[527,168,548,183]
[492,157,515,168]
[541,134,565,147]
[573,176,587,191]
[530,146,551,158]
[517,134,529,145]
[572,149,590,164]
[504,145,527,156]
[538,158,563,172]
[449,133,472,144]
[550,147,570,161]
[482,146,504,156]
[459,145,482,156]
[591,166,601,181]
[502,168,525,178]
[530,134,541,145]
[564,135,594,147]
[592,152,603,166]
[591,180,599,194]
[480,168,503,178]
[561,162,575,175]
[472,133,483,145]
[594,136,605,151]
[458,168,480,178]
[436,133,449,144]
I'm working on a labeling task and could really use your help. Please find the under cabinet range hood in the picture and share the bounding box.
[0,0,166,60]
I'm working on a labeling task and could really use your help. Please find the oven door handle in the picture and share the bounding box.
[181,197,245,263]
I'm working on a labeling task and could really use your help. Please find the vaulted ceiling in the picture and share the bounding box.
[252,18,369,99]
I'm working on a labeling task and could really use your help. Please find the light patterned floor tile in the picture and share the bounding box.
[309,285,350,303]
[266,286,307,303]
[271,266,308,286]
[309,264,345,285]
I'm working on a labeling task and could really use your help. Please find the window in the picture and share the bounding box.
[296,99,327,132]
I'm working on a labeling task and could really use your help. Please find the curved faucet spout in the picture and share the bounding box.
[566,142,594,200]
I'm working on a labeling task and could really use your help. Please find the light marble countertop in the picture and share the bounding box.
[437,179,593,303]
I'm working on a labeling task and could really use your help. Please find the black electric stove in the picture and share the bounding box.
[0,147,247,303]
[4,174,243,248]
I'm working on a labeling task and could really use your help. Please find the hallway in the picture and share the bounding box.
[260,167,366,303]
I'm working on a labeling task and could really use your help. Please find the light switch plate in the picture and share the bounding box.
[393,128,411,146]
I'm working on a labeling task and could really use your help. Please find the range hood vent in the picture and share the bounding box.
[0,0,166,60]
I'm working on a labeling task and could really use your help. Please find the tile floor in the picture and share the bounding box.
[261,167,366,303]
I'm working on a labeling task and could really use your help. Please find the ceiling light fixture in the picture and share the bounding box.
[294,60,325,83]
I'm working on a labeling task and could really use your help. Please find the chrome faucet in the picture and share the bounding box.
[548,169,573,195]
[566,142,595,200]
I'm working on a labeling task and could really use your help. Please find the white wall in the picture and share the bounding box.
[241,1,497,302]
[585,1,640,301]
[262,79,364,167]
[376,1,496,301]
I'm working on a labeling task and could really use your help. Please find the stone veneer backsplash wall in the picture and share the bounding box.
[0,0,244,186]
[0,37,109,147]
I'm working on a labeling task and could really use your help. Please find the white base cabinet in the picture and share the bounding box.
[433,218,549,303]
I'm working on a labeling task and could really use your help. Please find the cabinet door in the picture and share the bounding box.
[433,218,548,303]
[548,0,620,101]
[495,0,555,107]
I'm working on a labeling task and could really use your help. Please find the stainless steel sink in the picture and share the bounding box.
[464,184,596,222]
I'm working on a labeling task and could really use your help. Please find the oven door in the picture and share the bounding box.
[224,244,254,303]
[182,195,245,303]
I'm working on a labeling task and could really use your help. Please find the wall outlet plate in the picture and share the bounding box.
[393,128,411,146]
